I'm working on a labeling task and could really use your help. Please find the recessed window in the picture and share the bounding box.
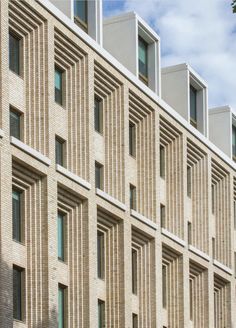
[187,166,191,198]
[97,230,105,279]
[162,264,167,308]
[55,137,65,167]
[130,184,136,210]
[232,125,236,161]
[189,278,193,321]
[94,97,103,133]
[74,0,88,31]
[13,266,24,321]
[10,109,21,140]
[211,184,215,214]
[129,122,136,157]
[132,248,138,294]
[95,162,103,189]
[55,67,63,106]
[57,213,66,262]
[138,36,148,84]
[212,237,215,259]
[58,284,67,328]
[98,299,105,328]
[190,85,197,128]
[188,221,192,245]
[160,204,166,228]
[160,145,165,178]
[132,313,138,328]
[12,189,23,243]
[9,32,21,75]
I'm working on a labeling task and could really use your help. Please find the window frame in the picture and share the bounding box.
[57,212,67,262]
[12,188,24,243]
[138,35,148,84]
[160,145,165,179]
[10,108,22,140]
[132,248,138,295]
[94,96,103,134]
[97,230,105,280]
[190,85,197,128]
[13,265,25,322]
[74,0,88,32]
[55,66,65,107]
[9,31,22,76]
[55,136,66,167]
[58,284,67,328]
[95,162,104,190]
[129,121,136,157]
[130,184,136,211]
[162,264,167,309]
[98,299,105,328]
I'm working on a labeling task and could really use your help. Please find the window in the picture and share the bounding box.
[58,213,66,262]
[190,85,197,128]
[211,184,215,214]
[189,278,193,321]
[95,162,103,189]
[188,221,192,245]
[132,248,138,294]
[9,33,21,75]
[55,67,63,106]
[58,285,67,328]
[130,184,136,210]
[97,230,105,279]
[187,166,191,198]
[162,264,167,308]
[74,0,88,31]
[129,122,136,157]
[55,137,65,166]
[94,97,103,133]
[234,201,236,229]
[160,145,165,178]
[212,237,215,259]
[132,313,138,328]
[10,109,21,140]
[13,266,24,321]
[98,299,105,328]
[138,36,148,84]
[12,189,23,242]
[160,204,165,228]
[232,125,236,161]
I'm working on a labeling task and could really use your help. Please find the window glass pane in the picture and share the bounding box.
[56,138,64,166]
[74,0,87,24]
[97,231,105,279]
[138,37,148,79]
[132,249,137,294]
[162,264,167,308]
[129,122,136,157]
[232,125,236,158]
[95,163,103,189]
[94,97,103,133]
[10,110,21,140]
[9,33,20,75]
[12,190,22,242]
[189,278,193,320]
[58,286,65,328]
[132,313,138,328]
[98,299,105,328]
[187,166,191,197]
[160,145,165,178]
[13,267,23,321]
[190,85,197,124]
[55,68,63,105]
[130,185,136,210]
[58,213,65,261]
[160,204,165,228]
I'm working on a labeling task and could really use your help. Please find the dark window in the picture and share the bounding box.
[74,0,88,31]
[160,204,166,228]
[232,125,236,160]
[162,264,167,308]
[188,221,192,245]
[58,213,66,261]
[129,122,136,157]
[12,189,22,242]
[190,85,197,127]
[189,278,193,321]
[95,162,103,189]
[94,97,103,133]
[132,313,138,328]
[211,184,215,214]
[138,36,148,84]
[13,266,24,321]
[58,285,67,328]
[97,230,105,279]
[132,248,138,294]
[212,237,215,259]
[55,137,65,166]
[9,33,20,75]
[10,109,21,140]
[98,299,105,328]
[130,184,136,210]
[160,145,165,178]
[55,67,63,105]
[187,166,191,198]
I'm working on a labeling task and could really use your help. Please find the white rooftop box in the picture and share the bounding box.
[103,12,161,95]
[162,63,208,136]
[209,106,236,162]
[48,0,102,43]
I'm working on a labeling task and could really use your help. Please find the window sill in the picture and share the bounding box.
[161,228,186,247]
[96,188,126,211]
[56,164,91,190]
[10,136,51,166]
[130,209,157,230]
[213,259,232,275]
[188,245,210,261]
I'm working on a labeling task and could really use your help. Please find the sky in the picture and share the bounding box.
[103,0,236,110]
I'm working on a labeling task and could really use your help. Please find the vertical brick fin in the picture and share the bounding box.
[9,0,49,156]
[12,161,49,327]
[160,117,183,238]
[187,140,209,253]
[129,91,156,222]
[132,228,156,327]
[94,63,125,203]
[54,29,89,181]
[214,275,231,328]
[58,185,89,327]
[211,160,231,267]
[97,212,124,327]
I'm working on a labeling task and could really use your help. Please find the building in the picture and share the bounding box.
[0,0,235,327]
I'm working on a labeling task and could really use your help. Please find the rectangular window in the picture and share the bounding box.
[94,97,103,133]
[189,278,193,320]
[129,122,136,157]
[212,237,215,259]
[234,201,236,229]
[132,248,138,294]
[160,204,166,228]
[190,85,197,128]
[12,189,22,242]
[98,299,105,328]
[187,166,191,198]
[10,109,21,140]
[58,285,67,328]
[138,36,148,84]
[188,221,192,245]
[160,145,165,178]
[162,264,167,308]
[232,125,236,160]
[13,266,24,321]
[74,0,88,31]
[55,67,63,106]
[132,313,138,328]
[211,184,215,214]
[97,230,105,279]
[95,162,103,189]
[55,137,65,167]
[9,33,20,75]
[58,213,66,262]
[130,184,136,210]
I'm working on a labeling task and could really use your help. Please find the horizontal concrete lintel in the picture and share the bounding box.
[11,136,51,166]
[130,209,157,230]
[56,164,91,190]
[213,259,233,275]
[161,228,186,247]
[189,245,210,262]
[96,188,126,211]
